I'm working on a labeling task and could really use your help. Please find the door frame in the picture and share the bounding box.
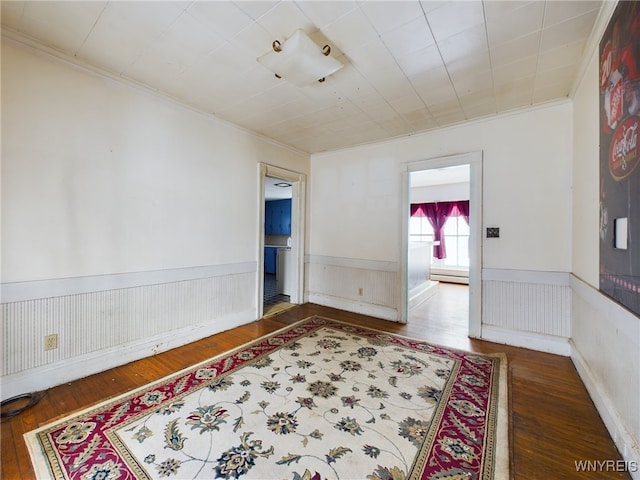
[400,152,483,338]
[258,163,306,319]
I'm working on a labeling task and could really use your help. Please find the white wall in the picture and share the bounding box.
[308,103,573,333]
[2,41,308,283]
[0,40,309,399]
[571,50,640,476]
[310,103,573,272]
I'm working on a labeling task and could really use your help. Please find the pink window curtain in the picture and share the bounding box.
[423,201,455,259]
[456,200,470,225]
[411,200,469,259]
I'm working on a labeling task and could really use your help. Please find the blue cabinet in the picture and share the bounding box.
[265,247,277,274]
[265,199,291,235]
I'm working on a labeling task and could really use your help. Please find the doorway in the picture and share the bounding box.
[401,153,482,338]
[258,164,306,319]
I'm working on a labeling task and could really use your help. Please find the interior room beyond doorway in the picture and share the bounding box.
[408,164,471,331]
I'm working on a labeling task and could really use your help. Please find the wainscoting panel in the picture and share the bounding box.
[481,269,572,354]
[570,275,640,477]
[306,255,401,321]
[1,265,257,398]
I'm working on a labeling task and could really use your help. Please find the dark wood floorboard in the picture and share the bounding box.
[1,286,630,479]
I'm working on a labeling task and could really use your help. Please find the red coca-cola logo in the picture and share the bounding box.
[609,115,640,180]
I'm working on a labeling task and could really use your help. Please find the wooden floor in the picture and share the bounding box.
[1,286,630,479]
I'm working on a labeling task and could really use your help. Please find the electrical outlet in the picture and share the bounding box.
[44,334,58,351]
[358,287,364,296]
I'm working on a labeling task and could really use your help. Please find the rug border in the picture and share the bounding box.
[24,315,509,480]
[24,317,310,479]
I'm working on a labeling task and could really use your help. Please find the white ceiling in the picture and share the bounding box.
[411,164,470,187]
[265,175,293,200]
[2,0,606,154]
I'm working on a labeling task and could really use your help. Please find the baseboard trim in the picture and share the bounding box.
[0,309,256,401]
[308,293,399,322]
[409,281,439,309]
[571,341,640,479]
[481,325,571,356]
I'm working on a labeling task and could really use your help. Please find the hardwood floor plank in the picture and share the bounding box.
[1,295,631,479]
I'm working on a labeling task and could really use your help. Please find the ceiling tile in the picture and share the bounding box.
[416,81,459,107]
[535,63,577,89]
[462,101,498,119]
[255,1,316,39]
[365,67,413,98]
[543,1,602,27]
[380,16,435,58]
[486,2,544,47]
[186,2,254,41]
[295,1,357,30]
[348,89,389,110]
[533,82,572,103]
[331,67,378,99]
[387,90,427,114]
[426,1,485,42]
[438,23,489,64]
[233,21,275,57]
[233,1,279,21]
[348,37,402,75]
[447,50,492,78]
[483,1,536,24]
[77,2,186,73]
[358,0,424,34]
[490,32,541,67]
[540,9,599,51]
[495,76,535,110]
[538,39,587,71]
[321,6,380,53]
[396,44,444,77]
[452,70,494,96]
[370,105,409,125]
[459,87,495,107]
[18,1,107,54]
[492,55,538,86]
[152,13,222,69]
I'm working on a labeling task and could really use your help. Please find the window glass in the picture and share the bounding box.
[410,211,469,268]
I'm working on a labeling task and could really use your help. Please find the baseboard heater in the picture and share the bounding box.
[430,268,469,285]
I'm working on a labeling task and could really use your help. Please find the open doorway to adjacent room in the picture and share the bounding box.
[258,164,306,319]
[402,153,482,340]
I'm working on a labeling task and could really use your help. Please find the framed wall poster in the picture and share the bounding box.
[599,0,640,316]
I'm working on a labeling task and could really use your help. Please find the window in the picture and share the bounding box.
[409,209,469,269]
[409,215,434,244]
[437,216,469,267]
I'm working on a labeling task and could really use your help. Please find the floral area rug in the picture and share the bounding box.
[25,316,509,479]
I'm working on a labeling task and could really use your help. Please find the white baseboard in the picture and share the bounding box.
[481,325,571,356]
[430,275,469,285]
[308,293,399,322]
[0,309,256,401]
[409,281,439,309]
[571,342,640,479]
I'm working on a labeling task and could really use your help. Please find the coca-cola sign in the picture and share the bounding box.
[609,115,640,180]
[600,40,612,90]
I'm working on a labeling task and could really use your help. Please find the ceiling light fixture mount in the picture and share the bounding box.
[257,29,343,87]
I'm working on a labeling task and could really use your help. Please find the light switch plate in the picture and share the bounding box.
[486,227,500,238]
